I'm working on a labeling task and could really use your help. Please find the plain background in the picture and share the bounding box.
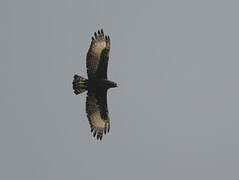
[1,0,239,179]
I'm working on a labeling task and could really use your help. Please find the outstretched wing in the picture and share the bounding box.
[86,29,110,79]
[86,90,110,140]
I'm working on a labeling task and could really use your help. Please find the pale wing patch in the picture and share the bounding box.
[91,112,106,128]
[90,111,110,138]
[91,41,106,58]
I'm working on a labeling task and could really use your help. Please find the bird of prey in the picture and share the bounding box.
[72,29,117,140]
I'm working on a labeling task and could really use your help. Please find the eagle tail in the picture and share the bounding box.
[73,74,88,95]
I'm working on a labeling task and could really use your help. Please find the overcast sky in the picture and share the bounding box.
[1,0,239,179]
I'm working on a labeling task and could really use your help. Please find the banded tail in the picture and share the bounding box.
[73,74,88,95]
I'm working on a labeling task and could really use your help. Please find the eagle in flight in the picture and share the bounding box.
[73,29,117,140]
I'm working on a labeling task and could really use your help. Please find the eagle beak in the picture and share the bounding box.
[107,80,117,88]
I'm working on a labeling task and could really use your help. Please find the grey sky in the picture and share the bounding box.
[1,0,239,179]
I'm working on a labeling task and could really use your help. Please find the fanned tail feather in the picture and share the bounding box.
[72,74,88,95]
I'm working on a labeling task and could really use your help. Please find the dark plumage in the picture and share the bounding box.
[72,29,117,140]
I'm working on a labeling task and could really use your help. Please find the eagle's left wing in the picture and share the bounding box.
[86,29,110,79]
[86,90,110,140]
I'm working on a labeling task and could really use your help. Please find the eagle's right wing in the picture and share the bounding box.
[86,29,110,79]
[86,90,110,140]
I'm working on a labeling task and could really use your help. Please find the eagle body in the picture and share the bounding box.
[87,78,117,91]
[72,29,117,140]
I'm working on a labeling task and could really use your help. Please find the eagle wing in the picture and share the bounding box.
[86,29,110,79]
[86,90,110,140]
